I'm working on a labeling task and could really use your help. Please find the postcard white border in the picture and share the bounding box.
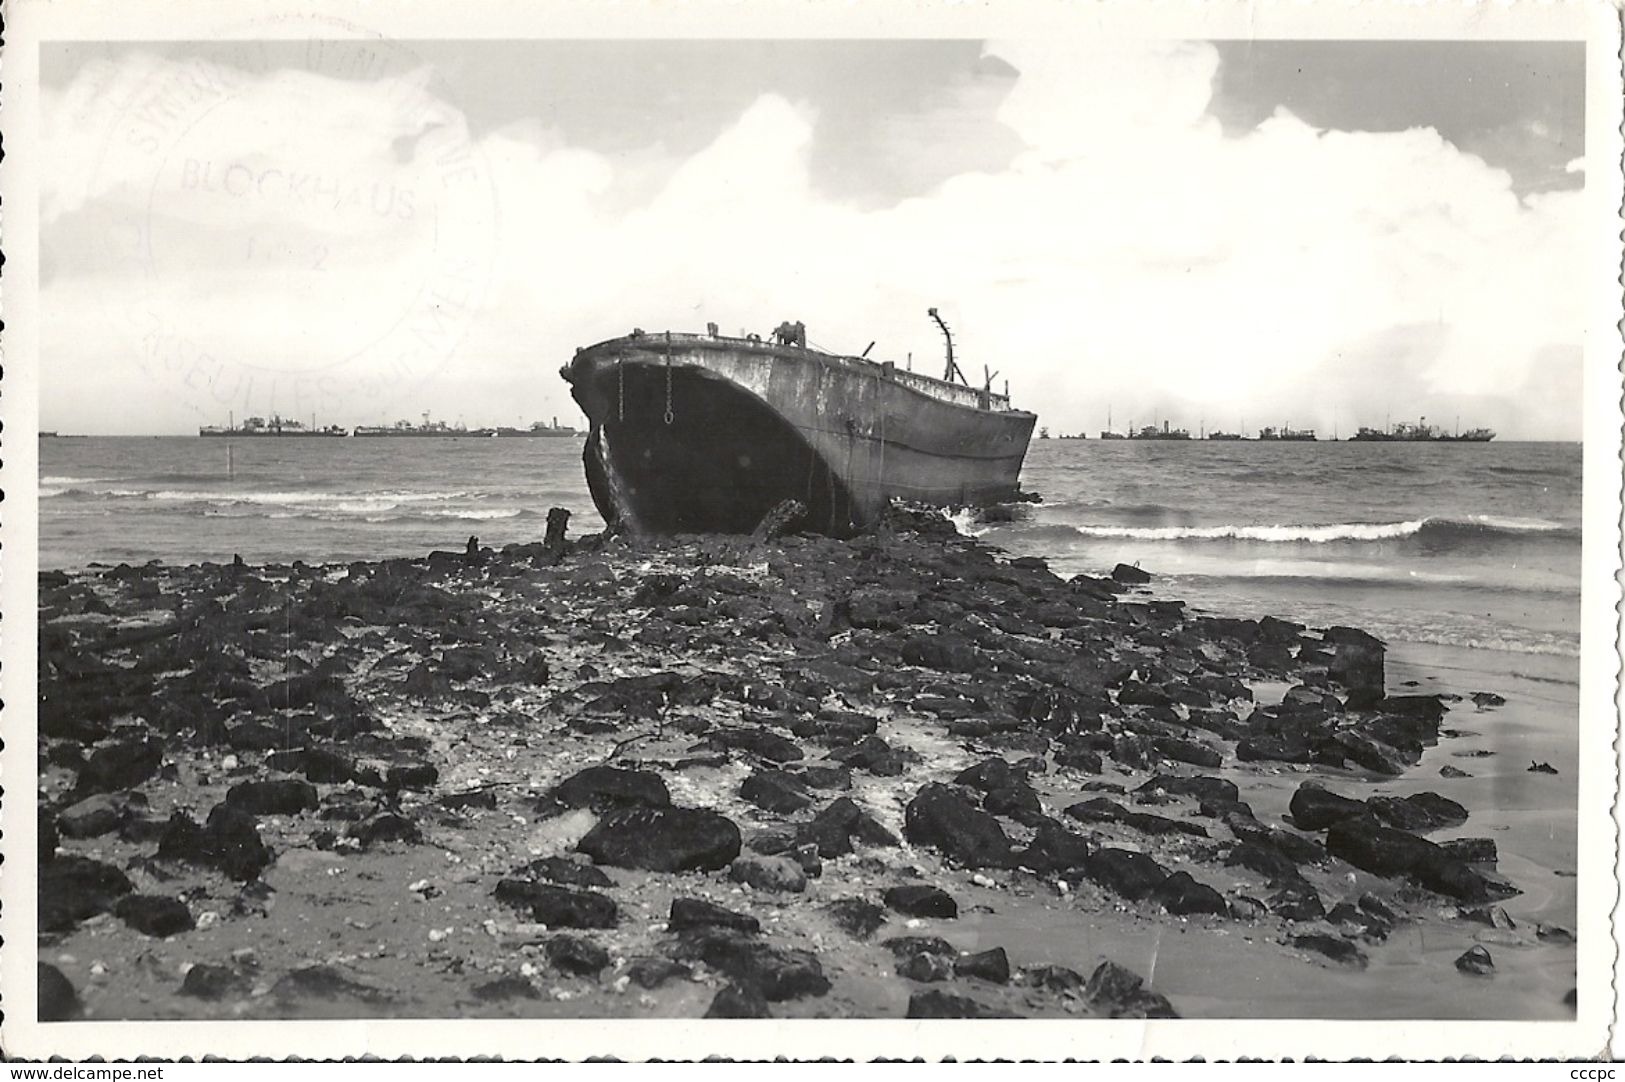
[2,0,1620,1061]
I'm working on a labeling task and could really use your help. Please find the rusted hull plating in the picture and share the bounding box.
[562,333,1036,536]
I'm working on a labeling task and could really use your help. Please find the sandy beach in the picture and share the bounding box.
[34,509,1578,1022]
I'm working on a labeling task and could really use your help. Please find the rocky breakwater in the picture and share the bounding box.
[34,507,1570,1020]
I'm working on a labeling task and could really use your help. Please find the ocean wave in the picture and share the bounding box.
[1058,515,1577,545]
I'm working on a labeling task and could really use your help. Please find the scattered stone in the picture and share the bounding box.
[224,778,319,817]
[1439,765,1472,779]
[1537,924,1577,945]
[114,894,195,938]
[1470,692,1506,709]
[1021,964,1087,994]
[493,880,618,928]
[883,936,956,959]
[578,806,741,872]
[706,983,772,1018]
[1151,871,1228,916]
[897,951,955,982]
[39,855,134,932]
[1111,564,1152,585]
[1288,784,1368,831]
[740,769,812,814]
[669,897,760,934]
[824,897,888,940]
[545,935,610,976]
[179,963,252,1000]
[157,805,274,881]
[56,793,129,838]
[472,976,540,1001]
[729,854,808,893]
[38,963,82,1021]
[1527,761,1559,775]
[1293,933,1368,968]
[272,965,393,1005]
[1082,848,1170,901]
[675,928,830,1001]
[626,957,692,990]
[906,989,1009,1018]
[903,783,1013,868]
[75,737,164,796]
[1455,945,1495,976]
[1084,960,1178,1018]
[514,855,614,889]
[883,883,958,919]
[545,765,672,814]
[954,947,1011,984]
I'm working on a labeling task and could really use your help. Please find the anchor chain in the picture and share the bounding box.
[663,331,675,425]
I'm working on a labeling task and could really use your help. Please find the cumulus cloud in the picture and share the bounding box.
[41,41,1585,438]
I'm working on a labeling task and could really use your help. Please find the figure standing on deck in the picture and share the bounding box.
[772,320,807,348]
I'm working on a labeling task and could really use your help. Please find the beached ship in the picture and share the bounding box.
[1258,425,1318,441]
[495,417,578,437]
[1205,431,1245,441]
[561,312,1037,535]
[353,414,495,438]
[1350,419,1495,443]
[199,414,347,437]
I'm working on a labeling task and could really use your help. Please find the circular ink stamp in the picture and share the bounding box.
[87,16,499,427]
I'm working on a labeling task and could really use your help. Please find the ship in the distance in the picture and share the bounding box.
[1349,418,1495,443]
[561,311,1037,536]
[1128,420,1192,441]
[1258,425,1318,441]
[199,414,347,437]
[353,413,495,438]
[495,417,579,437]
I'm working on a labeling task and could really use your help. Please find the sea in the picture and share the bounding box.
[36,436,1582,670]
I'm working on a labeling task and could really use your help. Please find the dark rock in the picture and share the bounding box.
[1268,880,1326,922]
[897,952,955,982]
[179,963,251,1000]
[1018,818,1093,876]
[38,963,82,1021]
[1022,964,1087,994]
[904,783,1014,868]
[707,728,804,764]
[1325,816,1491,901]
[493,880,618,928]
[1111,563,1152,585]
[1225,841,1303,882]
[271,965,392,1005]
[386,761,440,790]
[1293,934,1368,968]
[225,777,319,817]
[1461,905,1516,930]
[954,947,1011,984]
[906,989,1008,1018]
[740,769,812,814]
[546,765,671,814]
[676,927,830,1001]
[1084,960,1178,1018]
[472,976,540,1001]
[1288,784,1369,831]
[883,883,959,919]
[670,897,760,934]
[1325,626,1385,699]
[627,957,692,989]
[1054,746,1104,774]
[578,806,741,872]
[706,983,772,1018]
[1537,924,1576,945]
[900,633,985,674]
[350,813,422,847]
[1083,848,1170,901]
[75,737,165,796]
[1137,774,1239,805]
[1368,792,1469,832]
[39,855,134,931]
[1064,797,1206,838]
[882,935,957,959]
[1153,736,1223,769]
[729,854,807,893]
[157,805,274,881]
[796,797,898,858]
[1455,945,1494,976]
[514,855,614,888]
[954,758,1025,793]
[546,934,610,976]
[1439,765,1472,779]
[1151,871,1228,916]
[1470,691,1506,709]
[40,811,60,865]
[57,793,128,838]
[983,784,1046,826]
[824,897,888,940]
[1527,760,1559,775]
[829,734,905,776]
[115,894,195,937]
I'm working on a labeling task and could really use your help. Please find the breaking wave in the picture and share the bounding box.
[1060,515,1576,545]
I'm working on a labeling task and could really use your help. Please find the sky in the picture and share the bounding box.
[39,39,1587,438]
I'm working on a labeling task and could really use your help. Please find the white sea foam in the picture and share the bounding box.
[1068,519,1429,542]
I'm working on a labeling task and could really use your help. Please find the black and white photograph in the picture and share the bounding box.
[3,0,1621,1062]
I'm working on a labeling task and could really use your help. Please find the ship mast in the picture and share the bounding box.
[927,308,967,386]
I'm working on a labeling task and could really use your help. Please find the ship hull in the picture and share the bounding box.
[563,334,1036,536]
